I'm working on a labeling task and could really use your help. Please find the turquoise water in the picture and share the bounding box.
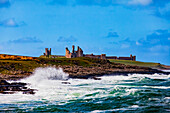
[0,67,169,112]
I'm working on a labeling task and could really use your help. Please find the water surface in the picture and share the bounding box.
[0,67,169,112]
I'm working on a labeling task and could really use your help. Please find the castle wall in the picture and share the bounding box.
[84,54,104,59]
[106,56,117,59]
[118,57,132,60]
[117,55,136,61]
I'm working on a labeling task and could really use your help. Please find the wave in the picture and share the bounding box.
[0,68,170,112]
[23,67,68,84]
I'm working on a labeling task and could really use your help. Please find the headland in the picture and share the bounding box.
[0,54,169,80]
[0,45,170,80]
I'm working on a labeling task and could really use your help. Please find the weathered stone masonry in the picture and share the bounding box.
[65,45,83,58]
[44,48,51,56]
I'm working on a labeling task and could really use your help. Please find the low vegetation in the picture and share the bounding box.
[0,57,110,75]
[0,54,169,77]
[108,59,168,69]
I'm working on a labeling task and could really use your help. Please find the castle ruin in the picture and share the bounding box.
[65,45,136,61]
[42,45,136,61]
[65,45,83,58]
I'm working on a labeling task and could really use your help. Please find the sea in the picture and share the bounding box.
[0,67,170,112]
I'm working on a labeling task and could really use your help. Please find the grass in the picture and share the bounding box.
[0,57,109,75]
[0,59,40,75]
[109,59,163,69]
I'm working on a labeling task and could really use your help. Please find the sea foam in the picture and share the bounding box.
[0,68,169,111]
[23,67,68,84]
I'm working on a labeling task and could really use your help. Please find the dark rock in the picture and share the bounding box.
[0,80,10,85]
[0,80,36,94]
[64,64,170,79]
[92,77,101,80]
[23,89,35,94]
[62,82,71,84]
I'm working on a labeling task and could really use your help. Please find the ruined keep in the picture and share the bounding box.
[44,48,51,56]
[65,45,136,61]
[65,45,83,58]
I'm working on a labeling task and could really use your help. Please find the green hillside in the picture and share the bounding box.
[108,59,170,69]
[0,57,109,75]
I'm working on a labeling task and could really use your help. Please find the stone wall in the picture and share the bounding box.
[84,54,106,59]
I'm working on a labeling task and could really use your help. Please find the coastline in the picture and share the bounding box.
[0,59,169,94]
[0,57,170,80]
[0,63,169,80]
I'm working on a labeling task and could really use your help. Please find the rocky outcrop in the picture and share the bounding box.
[0,80,35,94]
[61,63,170,79]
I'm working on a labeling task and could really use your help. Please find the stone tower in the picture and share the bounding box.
[77,46,83,57]
[65,45,84,58]
[44,48,51,56]
[133,56,136,61]
[65,47,71,58]
[130,54,136,61]
[72,45,75,53]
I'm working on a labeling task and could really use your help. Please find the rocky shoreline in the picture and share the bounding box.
[0,63,169,80]
[62,63,170,79]
[0,80,35,94]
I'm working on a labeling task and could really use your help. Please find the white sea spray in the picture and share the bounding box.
[0,68,169,112]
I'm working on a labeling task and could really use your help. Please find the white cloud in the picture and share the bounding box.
[136,41,141,45]
[121,44,130,48]
[0,18,18,27]
[9,37,43,43]
[0,18,26,27]
[128,0,152,6]
[168,37,170,40]
[149,45,169,52]
[5,19,17,26]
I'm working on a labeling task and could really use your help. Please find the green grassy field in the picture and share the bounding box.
[108,59,168,69]
[0,57,109,75]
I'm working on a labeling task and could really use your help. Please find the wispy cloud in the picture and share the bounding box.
[0,18,26,27]
[0,0,10,8]
[154,3,170,20]
[48,0,167,7]
[9,37,43,43]
[48,0,68,5]
[138,29,170,46]
[109,29,170,51]
[128,0,153,6]
[48,0,170,21]
[106,32,119,38]
[57,36,77,42]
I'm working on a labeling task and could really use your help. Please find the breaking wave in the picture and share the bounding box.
[23,67,68,84]
[0,69,169,112]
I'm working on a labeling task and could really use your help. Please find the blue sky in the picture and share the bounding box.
[0,0,170,65]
